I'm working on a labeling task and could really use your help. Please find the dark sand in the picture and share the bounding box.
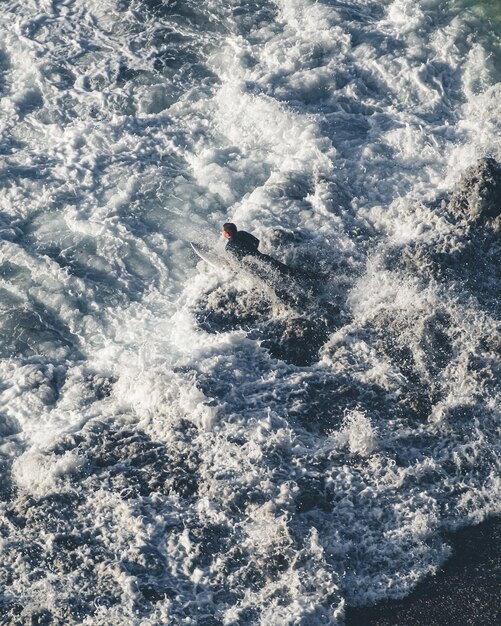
[345,517,500,626]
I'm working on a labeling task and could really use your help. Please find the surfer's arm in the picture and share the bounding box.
[248,233,260,250]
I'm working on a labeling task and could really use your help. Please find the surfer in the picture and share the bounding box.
[222,223,293,277]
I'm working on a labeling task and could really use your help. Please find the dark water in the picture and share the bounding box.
[347,517,501,626]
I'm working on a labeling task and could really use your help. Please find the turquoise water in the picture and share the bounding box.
[454,0,501,82]
[455,0,501,21]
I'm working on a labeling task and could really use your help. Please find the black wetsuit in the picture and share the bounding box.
[225,230,261,261]
[226,230,293,277]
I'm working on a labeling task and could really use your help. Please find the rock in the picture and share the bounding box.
[448,157,501,226]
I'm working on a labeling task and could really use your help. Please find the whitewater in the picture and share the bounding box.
[0,0,500,624]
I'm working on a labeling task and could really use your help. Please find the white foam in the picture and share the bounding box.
[12,450,84,497]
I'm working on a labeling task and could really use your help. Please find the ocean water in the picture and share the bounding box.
[0,1,499,625]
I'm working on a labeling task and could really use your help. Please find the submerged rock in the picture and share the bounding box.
[389,158,501,309]
[447,157,501,228]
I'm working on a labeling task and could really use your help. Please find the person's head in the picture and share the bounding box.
[222,222,237,239]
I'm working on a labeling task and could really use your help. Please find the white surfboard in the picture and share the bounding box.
[190,241,228,269]
[190,241,307,311]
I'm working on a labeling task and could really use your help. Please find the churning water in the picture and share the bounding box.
[0,1,500,624]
